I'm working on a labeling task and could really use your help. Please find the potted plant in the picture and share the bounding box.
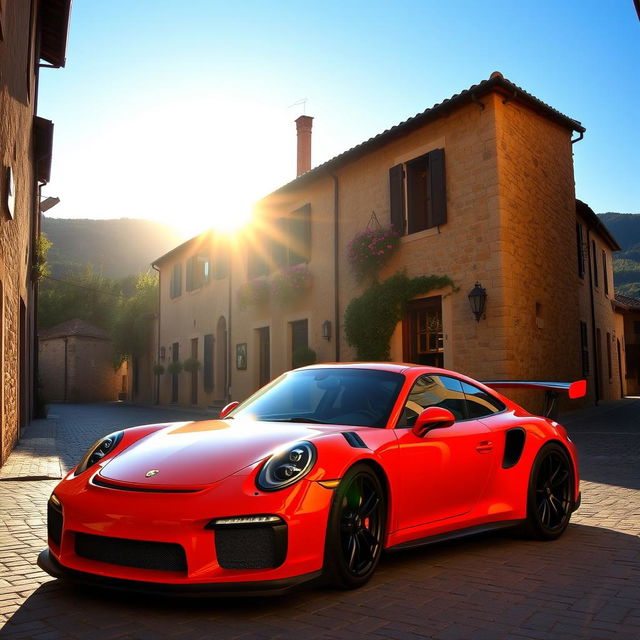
[183,357,201,373]
[238,278,270,308]
[271,264,312,305]
[167,361,183,375]
[152,363,165,375]
[347,226,399,281]
[292,346,317,368]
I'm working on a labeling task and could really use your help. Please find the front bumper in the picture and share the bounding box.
[37,549,322,596]
[42,469,334,592]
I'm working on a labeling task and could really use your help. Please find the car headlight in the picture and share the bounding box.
[74,430,124,476]
[256,441,317,492]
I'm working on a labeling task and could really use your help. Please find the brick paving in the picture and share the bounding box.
[0,399,638,639]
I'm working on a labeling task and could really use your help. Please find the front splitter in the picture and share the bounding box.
[37,549,322,597]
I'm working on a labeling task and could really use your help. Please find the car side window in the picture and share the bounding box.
[397,375,467,427]
[461,381,506,418]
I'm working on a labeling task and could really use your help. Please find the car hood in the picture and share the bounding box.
[99,419,327,488]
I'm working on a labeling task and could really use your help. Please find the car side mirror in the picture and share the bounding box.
[219,401,240,419]
[411,407,456,437]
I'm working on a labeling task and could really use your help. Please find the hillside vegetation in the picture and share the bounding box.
[42,216,186,279]
[598,212,640,298]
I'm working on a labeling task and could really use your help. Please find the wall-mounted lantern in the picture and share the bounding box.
[160,346,166,361]
[322,320,332,340]
[468,282,487,322]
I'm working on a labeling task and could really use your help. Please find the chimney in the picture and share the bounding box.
[295,115,313,177]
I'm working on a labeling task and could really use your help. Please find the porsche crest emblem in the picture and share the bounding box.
[145,469,160,478]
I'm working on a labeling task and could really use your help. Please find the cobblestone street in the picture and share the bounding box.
[1,400,638,639]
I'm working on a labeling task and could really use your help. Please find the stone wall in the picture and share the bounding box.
[0,1,38,464]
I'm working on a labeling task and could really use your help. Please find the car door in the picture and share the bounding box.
[392,374,496,530]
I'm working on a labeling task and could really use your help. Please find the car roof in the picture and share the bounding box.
[296,362,448,375]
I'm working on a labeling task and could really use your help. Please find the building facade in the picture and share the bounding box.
[39,319,125,403]
[0,0,70,465]
[152,73,622,413]
[613,294,640,396]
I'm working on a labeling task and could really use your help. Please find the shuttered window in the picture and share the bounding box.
[389,148,447,235]
[169,263,182,299]
[186,253,209,291]
[273,204,312,268]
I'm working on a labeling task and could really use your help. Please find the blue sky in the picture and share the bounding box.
[38,0,639,237]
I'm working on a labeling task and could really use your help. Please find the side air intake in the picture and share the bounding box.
[502,428,526,469]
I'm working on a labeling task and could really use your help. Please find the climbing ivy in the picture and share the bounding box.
[344,272,455,361]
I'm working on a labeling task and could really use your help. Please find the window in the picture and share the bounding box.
[213,248,229,279]
[389,148,447,235]
[186,253,209,291]
[460,381,506,418]
[602,250,609,296]
[169,263,182,298]
[397,375,466,426]
[247,246,269,279]
[592,240,598,287]
[576,222,585,279]
[606,332,612,380]
[580,321,590,376]
[273,204,311,268]
[203,334,214,391]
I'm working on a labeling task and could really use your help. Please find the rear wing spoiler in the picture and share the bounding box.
[482,380,587,419]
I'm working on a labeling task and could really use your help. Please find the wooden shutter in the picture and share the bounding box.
[428,148,447,227]
[288,203,311,265]
[389,164,405,234]
[271,218,287,268]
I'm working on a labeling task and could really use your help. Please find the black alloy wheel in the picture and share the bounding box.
[525,443,574,540]
[323,464,386,589]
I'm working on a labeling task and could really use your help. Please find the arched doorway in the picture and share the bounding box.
[215,316,227,402]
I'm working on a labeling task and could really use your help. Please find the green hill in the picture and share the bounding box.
[42,217,187,279]
[598,212,640,298]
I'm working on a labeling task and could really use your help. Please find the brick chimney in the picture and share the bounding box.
[295,115,313,177]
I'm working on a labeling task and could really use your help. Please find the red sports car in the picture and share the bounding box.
[38,364,585,595]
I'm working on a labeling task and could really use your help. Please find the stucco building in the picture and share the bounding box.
[152,73,621,413]
[0,0,70,465]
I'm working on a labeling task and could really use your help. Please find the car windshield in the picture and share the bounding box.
[229,368,405,428]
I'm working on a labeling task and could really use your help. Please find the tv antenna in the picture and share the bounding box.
[289,98,308,114]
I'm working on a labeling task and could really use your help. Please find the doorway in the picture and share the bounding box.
[403,296,444,367]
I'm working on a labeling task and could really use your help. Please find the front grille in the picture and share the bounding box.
[47,500,63,547]
[213,521,287,570]
[91,476,198,493]
[75,533,187,573]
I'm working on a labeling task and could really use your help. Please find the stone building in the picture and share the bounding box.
[0,0,70,465]
[38,319,124,403]
[152,73,622,413]
[613,294,640,396]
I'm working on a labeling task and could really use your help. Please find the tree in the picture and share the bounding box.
[111,271,158,365]
[38,264,121,329]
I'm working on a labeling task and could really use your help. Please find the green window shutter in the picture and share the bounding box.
[288,203,311,265]
[428,148,447,228]
[389,164,405,234]
[271,218,287,268]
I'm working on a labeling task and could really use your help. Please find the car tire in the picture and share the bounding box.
[524,442,574,540]
[323,464,386,589]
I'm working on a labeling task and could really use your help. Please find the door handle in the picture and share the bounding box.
[476,440,493,453]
